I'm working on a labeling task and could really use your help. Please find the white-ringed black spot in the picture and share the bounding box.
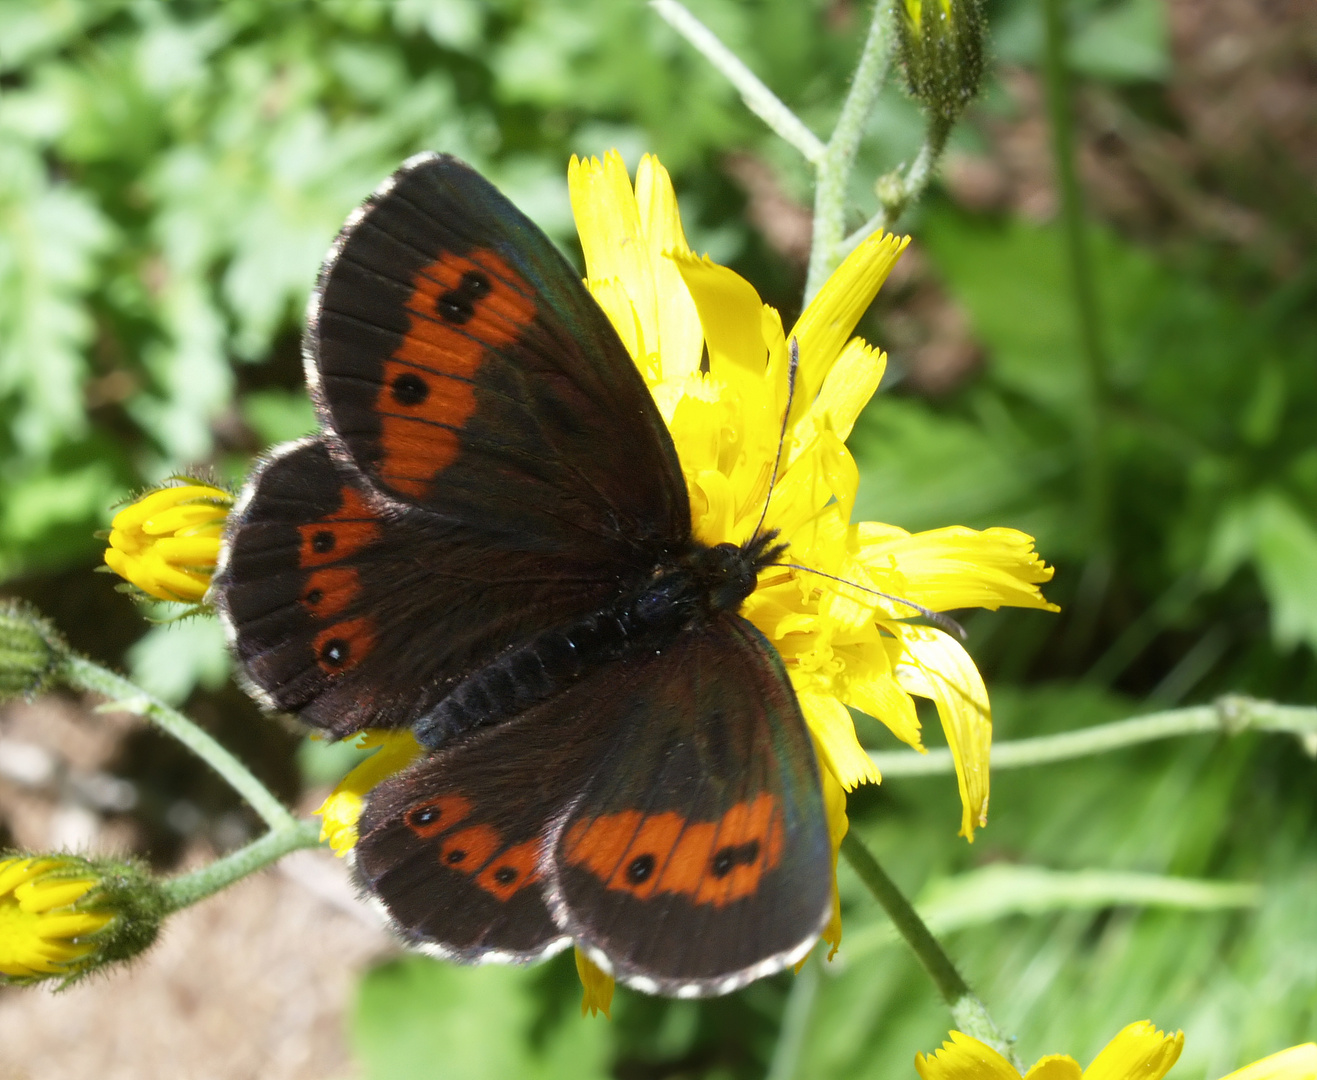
[391,372,429,406]
[320,638,349,667]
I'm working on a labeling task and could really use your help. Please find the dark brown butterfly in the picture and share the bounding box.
[213,153,831,996]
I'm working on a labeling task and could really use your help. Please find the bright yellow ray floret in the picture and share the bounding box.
[915,1024,1317,1080]
[104,481,234,604]
[0,856,113,979]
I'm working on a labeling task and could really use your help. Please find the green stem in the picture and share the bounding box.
[1042,0,1110,545]
[60,653,297,832]
[805,0,895,302]
[843,111,954,255]
[651,0,825,164]
[869,696,1317,777]
[841,832,1019,1063]
[159,819,323,911]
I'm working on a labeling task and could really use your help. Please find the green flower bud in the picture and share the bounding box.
[896,0,987,124]
[0,853,167,987]
[0,601,67,702]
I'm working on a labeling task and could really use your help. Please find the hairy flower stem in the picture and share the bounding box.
[651,0,825,164]
[869,696,1317,777]
[841,832,1020,1065]
[1042,0,1110,551]
[59,653,297,832]
[159,819,323,912]
[805,0,895,301]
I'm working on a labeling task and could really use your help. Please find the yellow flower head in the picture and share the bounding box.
[104,481,234,604]
[0,853,163,985]
[568,150,1053,839]
[916,1025,1317,1080]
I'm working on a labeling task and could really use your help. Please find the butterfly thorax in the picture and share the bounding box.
[412,532,785,749]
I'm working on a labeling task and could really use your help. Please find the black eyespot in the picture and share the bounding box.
[626,854,655,885]
[711,848,734,877]
[460,270,491,298]
[711,840,760,878]
[445,849,466,865]
[391,372,429,406]
[320,639,349,667]
[411,806,440,827]
[312,530,335,553]
[304,588,323,606]
[493,866,517,885]
[436,290,475,324]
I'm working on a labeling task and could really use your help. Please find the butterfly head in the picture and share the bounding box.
[690,532,787,615]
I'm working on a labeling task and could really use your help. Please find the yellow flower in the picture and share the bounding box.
[575,946,615,1019]
[0,856,115,981]
[104,481,233,603]
[315,730,424,855]
[915,1025,1317,1080]
[568,149,1053,841]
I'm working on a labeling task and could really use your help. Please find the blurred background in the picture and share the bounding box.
[0,0,1313,1077]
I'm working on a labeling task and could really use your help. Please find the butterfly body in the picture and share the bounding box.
[214,152,832,996]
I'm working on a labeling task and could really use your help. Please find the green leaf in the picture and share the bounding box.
[126,616,231,705]
[1069,0,1170,84]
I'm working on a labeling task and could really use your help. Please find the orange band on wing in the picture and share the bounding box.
[439,824,502,874]
[377,248,537,498]
[313,616,376,675]
[301,566,359,618]
[563,794,785,908]
[475,839,544,900]
[405,794,473,839]
[298,487,380,569]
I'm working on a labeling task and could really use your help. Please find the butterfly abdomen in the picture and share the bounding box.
[414,543,769,749]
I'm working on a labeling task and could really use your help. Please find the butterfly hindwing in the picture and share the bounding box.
[355,612,831,992]
[551,614,832,995]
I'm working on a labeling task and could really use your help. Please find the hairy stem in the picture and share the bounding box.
[651,0,825,164]
[60,653,297,832]
[869,696,1317,777]
[840,832,1019,1064]
[805,0,895,301]
[159,819,323,911]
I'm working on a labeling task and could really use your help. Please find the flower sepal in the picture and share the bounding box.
[0,600,68,703]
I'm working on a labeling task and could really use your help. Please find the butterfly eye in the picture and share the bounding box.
[460,270,491,298]
[391,372,429,406]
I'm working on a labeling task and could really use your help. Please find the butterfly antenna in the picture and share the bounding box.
[750,337,800,543]
[781,563,968,640]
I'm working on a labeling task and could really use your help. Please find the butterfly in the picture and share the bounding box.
[213,152,831,997]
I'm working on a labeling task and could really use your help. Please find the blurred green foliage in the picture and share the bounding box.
[1,0,1314,1077]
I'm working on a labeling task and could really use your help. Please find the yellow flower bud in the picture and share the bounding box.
[103,481,234,604]
[0,853,165,986]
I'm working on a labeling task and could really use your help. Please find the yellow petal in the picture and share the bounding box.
[141,502,228,535]
[634,155,703,380]
[1083,1022,1184,1080]
[788,338,887,467]
[797,690,880,791]
[569,152,658,362]
[1026,1057,1085,1080]
[857,526,1057,613]
[673,250,768,377]
[844,668,923,751]
[152,535,223,565]
[314,731,423,855]
[917,1031,1023,1080]
[789,232,909,417]
[14,877,94,912]
[1218,1044,1317,1080]
[575,946,615,1018]
[817,753,848,958]
[894,626,991,839]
